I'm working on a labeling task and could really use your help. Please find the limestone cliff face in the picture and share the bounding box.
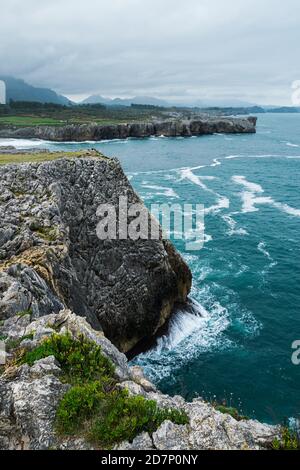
[0,117,257,142]
[0,151,191,352]
[0,310,280,450]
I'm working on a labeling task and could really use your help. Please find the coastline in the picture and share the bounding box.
[0,148,282,450]
[0,116,257,142]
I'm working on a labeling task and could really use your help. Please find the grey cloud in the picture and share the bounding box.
[0,0,299,104]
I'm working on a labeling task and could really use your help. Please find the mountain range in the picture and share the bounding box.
[0,76,71,106]
[0,76,298,111]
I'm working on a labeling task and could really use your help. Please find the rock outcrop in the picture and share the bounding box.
[0,310,280,450]
[0,117,257,142]
[0,149,281,451]
[0,151,191,352]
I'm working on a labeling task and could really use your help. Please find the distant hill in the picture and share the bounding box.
[0,76,72,105]
[82,95,169,107]
[266,106,300,113]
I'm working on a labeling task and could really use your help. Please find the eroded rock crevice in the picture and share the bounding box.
[0,153,191,352]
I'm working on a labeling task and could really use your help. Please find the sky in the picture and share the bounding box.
[0,0,300,105]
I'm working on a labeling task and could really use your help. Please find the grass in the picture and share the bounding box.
[0,116,65,126]
[6,333,34,351]
[31,226,59,242]
[272,427,300,450]
[16,309,33,318]
[0,116,156,127]
[215,405,249,421]
[0,150,105,166]
[20,333,189,448]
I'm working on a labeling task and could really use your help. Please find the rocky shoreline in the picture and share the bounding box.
[0,116,257,142]
[0,149,282,450]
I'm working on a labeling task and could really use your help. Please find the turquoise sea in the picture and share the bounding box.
[1,114,299,424]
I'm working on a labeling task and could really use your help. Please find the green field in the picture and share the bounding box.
[0,115,153,127]
[0,101,172,127]
[0,116,65,126]
[0,150,106,165]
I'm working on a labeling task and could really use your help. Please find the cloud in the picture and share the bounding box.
[0,0,299,104]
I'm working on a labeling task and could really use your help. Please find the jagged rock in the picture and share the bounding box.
[0,359,69,450]
[20,309,132,381]
[116,432,154,450]
[152,421,190,450]
[0,149,282,451]
[0,117,257,142]
[0,154,191,352]
[0,265,64,321]
[0,311,281,450]
[130,365,157,392]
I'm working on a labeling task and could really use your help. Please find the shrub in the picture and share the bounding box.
[21,332,189,448]
[272,427,300,450]
[215,405,249,421]
[21,333,115,384]
[89,390,189,448]
[17,309,32,318]
[56,381,106,434]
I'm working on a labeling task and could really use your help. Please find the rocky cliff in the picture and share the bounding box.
[0,310,280,450]
[0,149,282,451]
[0,117,257,142]
[0,150,191,352]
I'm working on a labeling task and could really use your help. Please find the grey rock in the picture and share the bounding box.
[0,154,191,352]
[0,366,69,450]
[0,266,64,321]
[116,432,154,450]
[0,117,257,142]
[152,421,190,450]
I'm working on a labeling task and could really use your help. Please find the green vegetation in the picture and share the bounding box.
[88,391,188,448]
[0,100,168,127]
[21,333,188,448]
[0,150,103,166]
[21,333,115,384]
[6,333,34,351]
[31,226,59,242]
[215,405,249,421]
[0,116,64,126]
[17,309,33,318]
[272,427,300,451]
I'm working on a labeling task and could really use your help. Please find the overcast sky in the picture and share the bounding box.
[1,0,299,104]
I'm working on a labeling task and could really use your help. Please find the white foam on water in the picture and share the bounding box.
[286,142,299,148]
[179,167,229,215]
[132,298,232,382]
[272,201,300,217]
[0,138,51,148]
[232,175,300,218]
[257,241,272,260]
[141,184,179,199]
[211,158,221,167]
[232,175,264,193]
[258,241,278,273]
[205,196,230,215]
[179,168,211,191]
[222,214,248,236]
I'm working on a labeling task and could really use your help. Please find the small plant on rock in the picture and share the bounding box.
[21,332,189,448]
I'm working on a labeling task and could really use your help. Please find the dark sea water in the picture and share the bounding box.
[1,114,300,424]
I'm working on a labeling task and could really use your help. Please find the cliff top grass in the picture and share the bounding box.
[0,149,108,165]
[0,116,152,127]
